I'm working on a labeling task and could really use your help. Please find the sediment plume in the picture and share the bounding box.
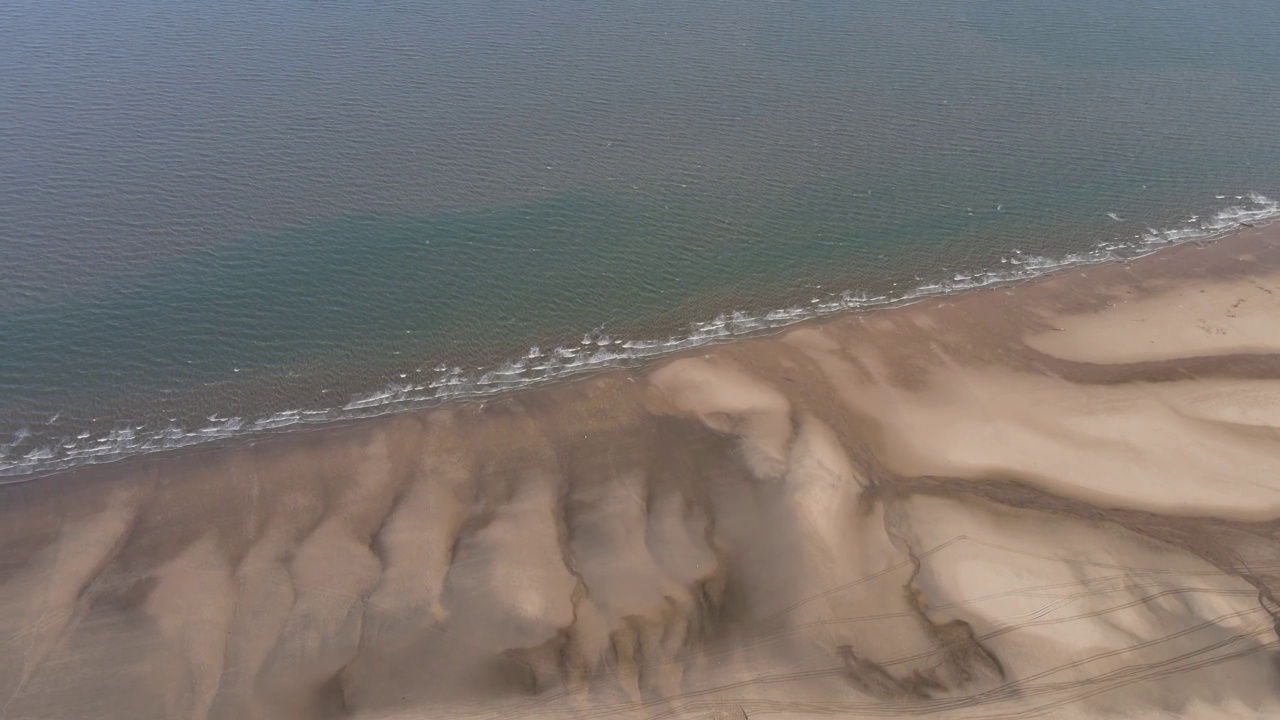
[3,225,1280,719]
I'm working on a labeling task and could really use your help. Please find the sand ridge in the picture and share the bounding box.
[2,224,1280,718]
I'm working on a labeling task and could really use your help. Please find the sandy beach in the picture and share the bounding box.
[3,223,1280,719]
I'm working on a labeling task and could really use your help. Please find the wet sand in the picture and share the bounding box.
[3,224,1280,719]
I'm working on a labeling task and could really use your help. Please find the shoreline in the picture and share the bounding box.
[4,194,1278,482]
[8,218,1277,489]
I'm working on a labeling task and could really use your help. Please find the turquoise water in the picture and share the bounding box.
[3,0,1279,476]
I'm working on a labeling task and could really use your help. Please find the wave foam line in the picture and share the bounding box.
[2,193,1276,481]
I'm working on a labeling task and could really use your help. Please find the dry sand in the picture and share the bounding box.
[3,224,1280,719]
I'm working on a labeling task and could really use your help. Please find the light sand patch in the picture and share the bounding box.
[861,368,1280,517]
[649,357,795,479]
[440,471,577,653]
[145,534,237,720]
[903,494,1279,716]
[1,484,142,691]
[254,430,400,716]
[1025,274,1280,363]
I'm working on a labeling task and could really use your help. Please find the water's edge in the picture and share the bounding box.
[3,193,1276,481]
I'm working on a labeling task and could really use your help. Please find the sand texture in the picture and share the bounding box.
[3,225,1280,719]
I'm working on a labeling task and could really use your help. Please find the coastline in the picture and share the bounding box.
[5,193,1278,482]
[4,221,1280,718]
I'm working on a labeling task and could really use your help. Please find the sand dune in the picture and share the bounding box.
[3,225,1280,719]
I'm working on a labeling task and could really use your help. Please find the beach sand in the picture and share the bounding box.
[3,224,1280,719]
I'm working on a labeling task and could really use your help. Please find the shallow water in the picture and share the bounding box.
[3,0,1280,476]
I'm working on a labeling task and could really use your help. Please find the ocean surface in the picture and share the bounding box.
[3,0,1280,478]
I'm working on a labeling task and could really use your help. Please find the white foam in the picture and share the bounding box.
[2,193,1277,481]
